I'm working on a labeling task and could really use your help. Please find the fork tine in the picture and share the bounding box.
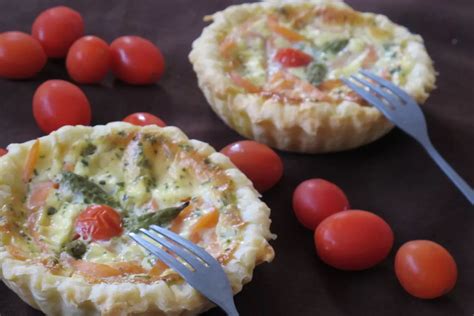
[150,225,218,267]
[341,78,394,118]
[360,69,413,102]
[350,75,401,107]
[129,232,192,278]
[139,228,204,269]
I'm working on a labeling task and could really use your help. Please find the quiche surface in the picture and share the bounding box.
[189,1,435,153]
[0,123,274,315]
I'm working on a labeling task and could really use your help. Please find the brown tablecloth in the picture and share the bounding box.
[0,0,472,315]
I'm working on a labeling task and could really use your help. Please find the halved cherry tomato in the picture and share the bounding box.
[33,80,91,134]
[315,210,394,270]
[123,112,166,127]
[0,31,46,79]
[275,48,313,67]
[75,205,123,241]
[110,36,165,85]
[220,140,283,192]
[293,179,349,230]
[0,148,7,157]
[32,6,84,58]
[395,240,457,299]
[66,36,110,84]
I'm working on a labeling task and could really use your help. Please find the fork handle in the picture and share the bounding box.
[421,140,474,205]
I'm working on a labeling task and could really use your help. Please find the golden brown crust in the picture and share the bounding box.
[189,2,436,153]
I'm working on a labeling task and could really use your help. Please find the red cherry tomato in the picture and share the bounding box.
[0,148,7,157]
[75,205,123,241]
[123,112,166,127]
[220,140,283,192]
[66,36,110,84]
[0,31,46,79]
[274,48,313,67]
[315,210,394,270]
[110,36,165,85]
[32,6,84,58]
[33,80,91,134]
[395,240,457,299]
[293,179,349,230]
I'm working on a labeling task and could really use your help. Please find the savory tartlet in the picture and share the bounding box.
[189,1,435,153]
[0,122,274,315]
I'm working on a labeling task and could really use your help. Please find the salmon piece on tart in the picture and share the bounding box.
[189,1,435,153]
[0,122,274,315]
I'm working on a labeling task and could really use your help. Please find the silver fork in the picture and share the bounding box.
[342,70,474,205]
[129,225,239,316]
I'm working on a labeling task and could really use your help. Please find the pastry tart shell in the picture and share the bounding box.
[189,2,436,153]
[0,123,275,315]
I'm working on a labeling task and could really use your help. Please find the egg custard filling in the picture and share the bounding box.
[0,123,274,307]
[221,5,419,104]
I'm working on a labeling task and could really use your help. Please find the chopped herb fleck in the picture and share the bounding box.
[81,143,97,156]
[80,159,89,167]
[178,143,193,152]
[99,180,106,185]
[47,207,58,216]
[390,66,402,75]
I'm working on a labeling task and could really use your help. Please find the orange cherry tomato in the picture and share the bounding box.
[293,179,349,230]
[274,48,313,67]
[66,36,111,84]
[123,112,166,127]
[110,36,165,85]
[220,140,283,193]
[315,210,394,270]
[75,205,123,241]
[0,31,46,79]
[33,80,91,134]
[0,148,7,157]
[395,240,457,299]
[32,6,84,58]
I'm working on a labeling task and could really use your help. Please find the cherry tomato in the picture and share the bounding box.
[75,205,123,241]
[110,36,165,85]
[220,140,283,192]
[0,31,46,79]
[0,148,7,157]
[123,112,166,127]
[33,80,91,134]
[274,48,313,67]
[395,240,457,299]
[315,210,394,270]
[66,36,110,84]
[32,6,84,58]
[293,179,349,230]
